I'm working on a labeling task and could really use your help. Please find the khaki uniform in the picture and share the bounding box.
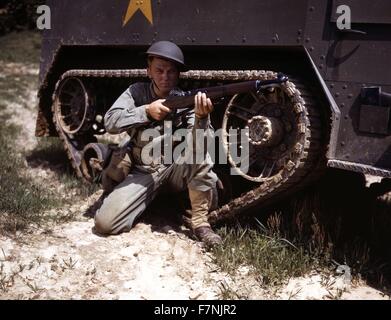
[94,83,217,235]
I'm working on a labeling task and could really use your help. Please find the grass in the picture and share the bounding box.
[217,280,247,299]
[0,107,58,233]
[0,131,100,234]
[0,30,99,235]
[274,170,391,290]
[0,32,42,107]
[211,169,391,295]
[0,30,41,64]
[212,223,316,289]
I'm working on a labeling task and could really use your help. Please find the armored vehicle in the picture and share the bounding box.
[36,0,391,222]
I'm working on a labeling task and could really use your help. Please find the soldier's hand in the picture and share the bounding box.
[146,99,171,121]
[194,92,213,119]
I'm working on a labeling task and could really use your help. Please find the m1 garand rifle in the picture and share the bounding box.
[163,73,289,116]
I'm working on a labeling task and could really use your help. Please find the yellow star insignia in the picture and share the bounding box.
[123,0,153,26]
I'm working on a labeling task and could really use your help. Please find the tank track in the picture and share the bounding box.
[52,69,324,222]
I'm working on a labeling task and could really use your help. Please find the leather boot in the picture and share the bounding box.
[188,188,222,246]
[194,226,222,247]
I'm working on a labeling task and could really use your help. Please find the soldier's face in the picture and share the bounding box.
[148,57,179,97]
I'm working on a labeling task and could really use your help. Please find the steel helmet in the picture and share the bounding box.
[146,41,187,71]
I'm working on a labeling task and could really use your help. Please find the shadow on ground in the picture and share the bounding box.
[82,190,193,239]
[252,168,391,295]
[26,138,75,176]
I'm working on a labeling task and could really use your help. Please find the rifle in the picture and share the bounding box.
[163,73,289,112]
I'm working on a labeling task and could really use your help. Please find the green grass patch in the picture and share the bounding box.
[0,30,41,64]
[0,31,56,234]
[213,223,316,288]
[0,121,99,234]
[0,31,98,234]
[212,170,391,293]
[0,113,57,233]
[0,31,41,108]
[251,170,391,290]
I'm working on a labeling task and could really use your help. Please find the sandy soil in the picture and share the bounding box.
[0,61,389,300]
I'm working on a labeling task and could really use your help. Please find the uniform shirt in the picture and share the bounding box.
[104,82,212,167]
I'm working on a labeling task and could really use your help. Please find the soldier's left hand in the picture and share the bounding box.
[194,92,213,119]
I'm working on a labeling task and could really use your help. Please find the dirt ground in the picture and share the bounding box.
[0,60,389,300]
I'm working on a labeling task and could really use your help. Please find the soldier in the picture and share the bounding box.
[94,41,222,246]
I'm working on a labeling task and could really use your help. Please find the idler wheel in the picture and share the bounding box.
[53,77,94,135]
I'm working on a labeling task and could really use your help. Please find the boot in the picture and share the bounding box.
[188,188,222,246]
[194,226,222,247]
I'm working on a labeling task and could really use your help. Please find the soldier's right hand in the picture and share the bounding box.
[146,99,171,121]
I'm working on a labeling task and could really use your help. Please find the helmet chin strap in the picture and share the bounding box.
[151,77,166,98]
[151,78,161,94]
[151,78,170,98]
